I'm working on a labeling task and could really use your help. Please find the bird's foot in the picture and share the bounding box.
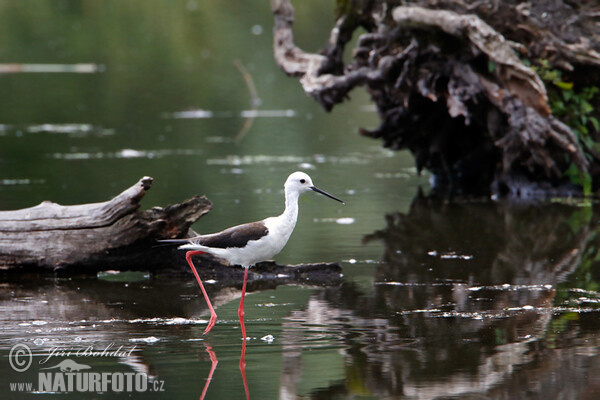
[203,313,217,335]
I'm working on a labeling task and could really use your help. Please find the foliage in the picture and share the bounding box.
[527,59,599,195]
[534,59,600,140]
[564,162,592,196]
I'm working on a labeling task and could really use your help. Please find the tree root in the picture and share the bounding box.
[272,0,599,197]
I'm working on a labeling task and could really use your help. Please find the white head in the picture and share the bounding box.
[284,171,315,194]
[284,171,344,203]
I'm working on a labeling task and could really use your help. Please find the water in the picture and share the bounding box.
[1,1,600,399]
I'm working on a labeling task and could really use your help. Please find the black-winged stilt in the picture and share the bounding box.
[160,171,344,337]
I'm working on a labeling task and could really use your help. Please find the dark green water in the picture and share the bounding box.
[1,1,600,399]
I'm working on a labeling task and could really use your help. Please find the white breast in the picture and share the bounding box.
[262,215,296,258]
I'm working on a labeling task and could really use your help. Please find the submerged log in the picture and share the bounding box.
[271,0,600,197]
[0,177,212,271]
[169,255,344,288]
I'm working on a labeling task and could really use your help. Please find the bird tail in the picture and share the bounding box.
[154,238,191,248]
[157,239,190,244]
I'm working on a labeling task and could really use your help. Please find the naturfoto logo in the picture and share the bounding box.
[40,359,91,372]
[8,343,165,394]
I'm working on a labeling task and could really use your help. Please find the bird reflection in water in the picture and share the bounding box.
[199,341,250,400]
[240,339,250,400]
[199,344,218,400]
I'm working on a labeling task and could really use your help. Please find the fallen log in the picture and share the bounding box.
[0,176,212,271]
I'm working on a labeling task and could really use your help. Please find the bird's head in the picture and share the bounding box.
[285,171,345,204]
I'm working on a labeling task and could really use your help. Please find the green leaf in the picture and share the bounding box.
[583,86,599,100]
[564,163,592,197]
[562,90,573,102]
[583,173,592,197]
[555,81,574,90]
[590,117,599,133]
[581,100,594,114]
[582,134,594,148]
[552,100,565,113]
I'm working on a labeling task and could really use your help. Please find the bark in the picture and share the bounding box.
[271,0,600,197]
[0,176,212,271]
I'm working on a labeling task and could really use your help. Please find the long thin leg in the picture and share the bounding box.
[238,267,250,399]
[239,338,250,400]
[186,250,217,335]
[238,266,249,340]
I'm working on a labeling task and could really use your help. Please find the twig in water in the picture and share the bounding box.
[233,59,260,144]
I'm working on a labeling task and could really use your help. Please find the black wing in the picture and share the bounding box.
[195,221,269,249]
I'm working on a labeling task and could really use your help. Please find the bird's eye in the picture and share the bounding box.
[300,179,306,184]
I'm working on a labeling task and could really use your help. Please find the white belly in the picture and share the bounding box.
[181,216,296,267]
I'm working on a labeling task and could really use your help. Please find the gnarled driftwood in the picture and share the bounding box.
[0,176,212,271]
[272,0,600,197]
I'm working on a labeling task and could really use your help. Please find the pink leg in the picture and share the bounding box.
[199,344,218,400]
[238,266,249,340]
[239,338,250,400]
[186,251,217,335]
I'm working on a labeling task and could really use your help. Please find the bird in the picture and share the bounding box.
[159,171,344,337]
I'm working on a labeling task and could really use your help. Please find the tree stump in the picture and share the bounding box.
[271,0,600,197]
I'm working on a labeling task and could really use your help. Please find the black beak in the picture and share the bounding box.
[310,186,345,204]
